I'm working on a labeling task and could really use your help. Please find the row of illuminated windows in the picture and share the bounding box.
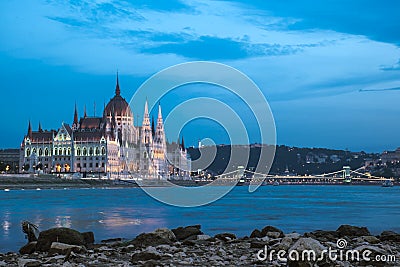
[26,146,106,157]
[76,147,106,156]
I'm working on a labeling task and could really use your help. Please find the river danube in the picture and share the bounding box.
[1,185,399,252]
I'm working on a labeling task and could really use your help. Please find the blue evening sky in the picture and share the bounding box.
[0,0,399,152]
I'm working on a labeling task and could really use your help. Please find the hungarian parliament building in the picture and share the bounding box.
[19,74,191,179]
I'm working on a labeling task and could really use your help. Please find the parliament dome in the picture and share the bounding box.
[104,74,133,117]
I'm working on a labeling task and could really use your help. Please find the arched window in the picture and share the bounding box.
[63,148,66,155]
[38,148,43,156]
[77,147,81,156]
[26,148,31,157]
[54,148,58,155]
[44,148,49,156]
[95,147,100,155]
[101,147,106,155]
[59,148,62,155]
[89,147,93,156]
[83,147,87,156]
[67,147,71,155]
[32,148,36,154]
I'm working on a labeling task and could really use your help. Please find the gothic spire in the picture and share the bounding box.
[115,71,120,96]
[157,102,163,120]
[27,120,32,139]
[181,136,185,151]
[151,115,155,136]
[84,105,87,118]
[142,99,150,126]
[73,103,78,125]
[38,121,43,132]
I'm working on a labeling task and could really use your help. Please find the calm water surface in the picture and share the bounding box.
[1,185,399,252]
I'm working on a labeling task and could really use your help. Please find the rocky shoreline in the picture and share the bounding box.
[1,224,399,266]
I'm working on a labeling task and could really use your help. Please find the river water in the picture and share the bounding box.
[1,185,399,252]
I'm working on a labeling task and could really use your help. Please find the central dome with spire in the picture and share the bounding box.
[104,72,133,117]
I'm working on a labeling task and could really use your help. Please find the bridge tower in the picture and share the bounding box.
[343,166,351,183]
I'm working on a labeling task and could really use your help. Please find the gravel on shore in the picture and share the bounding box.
[1,224,399,266]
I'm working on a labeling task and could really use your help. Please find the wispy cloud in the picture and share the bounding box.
[0,0,399,99]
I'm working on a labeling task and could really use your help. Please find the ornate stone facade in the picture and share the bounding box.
[19,74,190,179]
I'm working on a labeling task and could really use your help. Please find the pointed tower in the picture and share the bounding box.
[84,105,87,118]
[181,136,185,151]
[141,100,152,145]
[72,103,79,131]
[151,116,155,136]
[27,120,32,139]
[38,122,43,132]
[155,103,166,144]
[153,103,167,178]
[115,71,120,96]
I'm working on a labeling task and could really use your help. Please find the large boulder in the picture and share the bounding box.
[131,252,161,262]
[17,258,41,267]
[48,242,86,255]
[214,233,236,241]
[36,228,89,252]
[81,232,95,245]
[304,230,339,242]
[250,229,263,238]
[336,225,370,237]
[171,225,203,241]
[19,242,37,254]
[261,226,284,238]
[130,233,172,247]
[153,228,176,241]
[288,237,327,266]
[379,231,400,242]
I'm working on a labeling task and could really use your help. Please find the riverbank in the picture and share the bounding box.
[1,224,399,266]
[0,175,137,190]
[1,175,396,190]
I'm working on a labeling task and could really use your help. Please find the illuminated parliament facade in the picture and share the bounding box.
[19,74,190,179]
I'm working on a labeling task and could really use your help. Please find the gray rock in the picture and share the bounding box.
[209,255,223,261]
[277,236,293,250]
[250,240,266,248]
[18,258,41,267]
[19,242,37,255]
[239,255,247,261]
[285,233,301,240]
[153,228,176,241]
[214,233,236,241]
[288,237,327,264]
[81,232,95,245]
[336,225,370,237]
[250,229,263,238]
[358,235,380,244]
[36,228,87,252]
[197,234,211,240]
[172,225,203,241]
[49,242,85,255]
[266,231,282,239]
[130,232,171,247]
[261,226,284,238]
[380,231,400,242]
[131,252,161,262]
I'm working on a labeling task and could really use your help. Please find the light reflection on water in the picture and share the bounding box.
[0,186,399,252]
[55,216,72,228]
[1,211,11,237]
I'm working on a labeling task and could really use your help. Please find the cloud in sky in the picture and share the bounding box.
[0,0,399,151]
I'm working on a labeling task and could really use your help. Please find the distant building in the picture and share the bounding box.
[381,148,400,164]
[19,74,190,179]
[0,149,19,173]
